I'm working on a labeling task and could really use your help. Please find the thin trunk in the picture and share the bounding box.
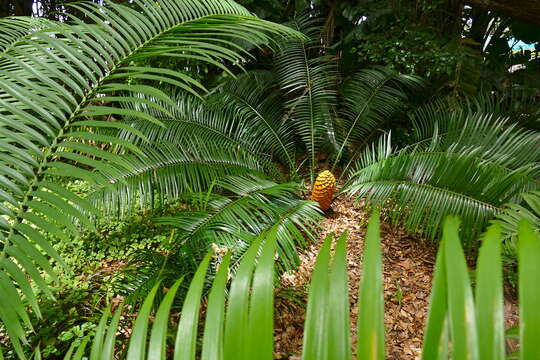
[0,1,11,17]
[14,0,33,16]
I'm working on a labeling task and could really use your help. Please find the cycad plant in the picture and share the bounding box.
[91,12,539,251]
[1,1,539,358]
[59,214,540,359]
[96,15,424,214]
[0,0,301,355]
[343,102,540,248]
[274,16,424,182]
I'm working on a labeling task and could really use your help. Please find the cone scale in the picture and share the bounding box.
[310,171,336,210]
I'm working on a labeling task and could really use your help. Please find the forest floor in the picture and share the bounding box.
[273,196,519,360]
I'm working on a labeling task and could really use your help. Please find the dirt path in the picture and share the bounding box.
[274,196,519,359]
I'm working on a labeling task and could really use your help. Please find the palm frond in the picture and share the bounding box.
[408,107,540,173]
[332,66,423,170]
[117,90,277,155]
[113,174,319,305]
[84,86,290,214]
[210,71,296,170]
[275,15,339,181]
[87,139,274,216]
[457,89,539,127]
[0,0,301,352]
[494,190,540,259]
[0,17,54,54]
[344,112,540,245]
[158,175,321,272]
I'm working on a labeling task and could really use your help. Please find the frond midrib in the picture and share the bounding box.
[352,149,540,187]
[352,178,502,212]
[221,92,294,167]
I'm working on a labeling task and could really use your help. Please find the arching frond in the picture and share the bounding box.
[210,71,296,170]
[0,17,54,54]
[452,89,540,127]
[344,113,540,246]
[332,66,423,169]
[494,190,540,258]
[409,107,540,173]
[118,86,290,173]
[275,15,339,181]
[0,0,301,353]
[158,175,321,270]
[88,140,273,216]
[112,174,321,312]
[118,91,271,152]
[85,86,289,214]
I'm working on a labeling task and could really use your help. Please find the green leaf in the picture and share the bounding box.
[518,219,540,360]
[443,217,478,360]
[224,235,264,360]
[148,279,183,360]
[201,253,232,360]
[422,238,449,360]
[475,224,505,360]
[102,305,123,360]
[126,284,161,360]
[174,252,213,360]
[302,233,332,360]
[356,211,384,360]
[89,306,111,360]
[246,228,278,360]
[327,231,351,360]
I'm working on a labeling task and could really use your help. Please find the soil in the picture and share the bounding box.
[274,196,519,360]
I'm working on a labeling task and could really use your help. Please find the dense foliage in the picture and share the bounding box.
[0,0,538,358]
[51,214,540,360]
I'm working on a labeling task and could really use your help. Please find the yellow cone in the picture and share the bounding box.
[310,170,336,210]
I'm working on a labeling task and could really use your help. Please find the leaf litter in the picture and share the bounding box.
[274,196,519,359]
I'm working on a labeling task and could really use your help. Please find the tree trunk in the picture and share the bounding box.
[0,1,11,17]
[468,0,540,26]
[14,0,33,16]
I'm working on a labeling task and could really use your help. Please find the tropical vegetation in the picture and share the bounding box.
[0,0,538,358]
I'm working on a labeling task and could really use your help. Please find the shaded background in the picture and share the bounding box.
[2,0,539,106]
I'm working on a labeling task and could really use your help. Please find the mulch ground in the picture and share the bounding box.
[274,196,519,359]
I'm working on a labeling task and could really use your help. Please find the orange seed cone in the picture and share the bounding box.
[310,170,336,210]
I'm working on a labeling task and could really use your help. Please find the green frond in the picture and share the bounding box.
[332,66,423,169]
[210,71,296,169]
[111,176,319,306]
[0,17,55,52]
[344,113,540,245]
[117,86,289,174]
[118,92,271,154]
[275,15,339,181]
[408,108,540,173]
[88,139,273,216]
[0,0,302,352]
[494,190,540,258]
[158,175,321,272]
